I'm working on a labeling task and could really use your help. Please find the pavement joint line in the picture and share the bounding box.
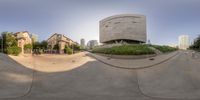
[0,57,36,99]
[88,51,179,70]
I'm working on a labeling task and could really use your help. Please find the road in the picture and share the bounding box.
[0,51,200,100]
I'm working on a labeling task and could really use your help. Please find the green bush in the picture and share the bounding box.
[64,46,73,54]
[24,44,32,50]
[73,45,81,51]
[92,44,155,55]
[53,44,59,50]
[24,44,32,53]
[151,45,177,53]
[7,46,22,56]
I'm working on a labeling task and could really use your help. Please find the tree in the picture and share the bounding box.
[32,42,41,49]
[73,45,81,51]
[24,43,32,53]
[64,45,73,54]
[190,35,200,50]
[1,32,17,53]
[7,46,21,56]
[40,40,48,49]
[24,44,32,50]
[53,44,59,50]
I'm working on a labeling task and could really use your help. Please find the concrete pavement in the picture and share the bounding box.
[0,51,200,100]
[88,51,178,69]
[137,51,200,99]
[0,53,33,98]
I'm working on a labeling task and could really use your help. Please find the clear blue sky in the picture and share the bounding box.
[0,0,200,45]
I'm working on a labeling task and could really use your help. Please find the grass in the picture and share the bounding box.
[92,44,155,55]
[150,45,177,53]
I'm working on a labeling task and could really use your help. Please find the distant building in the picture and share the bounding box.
[47,33,78,54]
[30,34,38,43]
[167,44,178,48]
[100,14,146,44]
[87,40,98,49]
[80,38,85,49]
[147,39,151,45]
[178,35,189,50]
[14,31,32,54]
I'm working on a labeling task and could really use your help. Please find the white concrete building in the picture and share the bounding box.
[100,14,146,44]
[87,40,98,49]
[80,38,85,49]
[178,35,189,50]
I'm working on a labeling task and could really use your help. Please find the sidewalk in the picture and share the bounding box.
[88,51,179,69]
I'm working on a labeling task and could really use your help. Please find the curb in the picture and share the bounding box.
[88,51,179,70]
[94,53,157,59]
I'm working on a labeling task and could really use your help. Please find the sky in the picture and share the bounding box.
[0,0,200,45]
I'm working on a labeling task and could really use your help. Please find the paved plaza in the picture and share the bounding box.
[0,51,200,100]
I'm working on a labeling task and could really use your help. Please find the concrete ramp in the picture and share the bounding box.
[137,52,200,99]
[0,54,33,98]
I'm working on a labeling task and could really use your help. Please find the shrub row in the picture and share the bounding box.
[92,44,155,55]
[150,45,177,53]
[7,46,22,56]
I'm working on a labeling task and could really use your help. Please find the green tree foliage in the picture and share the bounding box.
[24,44,32,50]
[64,45,73,54]
[24,43,33,53]
[7,46,21,56]
[40,40,48,49]
[53,44,59,50]
[2,32,17,47]
[32,42,41,49]
[73,45,81,51]
[32,41,48,50]
[1,32,18,54]
[190,35,200,50]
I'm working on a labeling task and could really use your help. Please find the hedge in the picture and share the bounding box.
[150,45,177,53]
[92,44,155,55]
[7,46,22,56]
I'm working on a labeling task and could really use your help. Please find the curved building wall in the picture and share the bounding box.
[99,14,146,43]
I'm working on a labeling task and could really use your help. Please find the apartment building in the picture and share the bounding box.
[47,33,78,54]
[14,31,32,54]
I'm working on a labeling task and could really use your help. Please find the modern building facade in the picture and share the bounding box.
[87,40,98,49]
[80,38,85,49]
[99,14,146,44]
[47,33,78,54]
[14,31,32,54]
[178,35,189,50]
